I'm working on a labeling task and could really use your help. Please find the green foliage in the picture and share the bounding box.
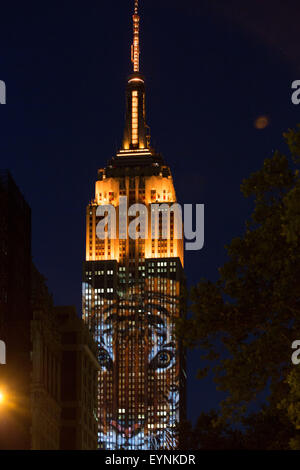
[278,367,300,449]
[178,412,245,450]
[178,126,300,449]
[178,406,294,450]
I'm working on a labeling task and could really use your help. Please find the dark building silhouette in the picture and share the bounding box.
[0,170,32,449]
[55,306,99,450]
[31,277,99,450]
[31,265,61,449]
[0,171,98,450]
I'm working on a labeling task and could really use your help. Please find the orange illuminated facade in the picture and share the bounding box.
[82,0,186,450]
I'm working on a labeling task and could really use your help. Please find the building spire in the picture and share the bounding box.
[131,0,140,72]
[120,0,152,153]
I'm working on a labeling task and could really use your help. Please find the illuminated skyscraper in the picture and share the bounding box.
[82,0,186,450]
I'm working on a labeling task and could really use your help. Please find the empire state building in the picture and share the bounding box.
[82,0,186,450]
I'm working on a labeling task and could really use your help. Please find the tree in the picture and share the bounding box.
[178,412,245,450]
[177,125,300,449]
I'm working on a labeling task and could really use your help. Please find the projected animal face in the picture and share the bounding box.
[95,293,180,450]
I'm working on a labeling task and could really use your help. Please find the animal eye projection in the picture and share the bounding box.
[82,276,183,450]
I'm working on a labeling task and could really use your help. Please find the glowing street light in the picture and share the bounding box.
[0,391,5,404]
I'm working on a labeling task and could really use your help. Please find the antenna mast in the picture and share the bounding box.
[131,0,140,72]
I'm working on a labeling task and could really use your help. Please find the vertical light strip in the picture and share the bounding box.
[132,90,139,145]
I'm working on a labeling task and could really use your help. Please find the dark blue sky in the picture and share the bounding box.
[0,0,299,421]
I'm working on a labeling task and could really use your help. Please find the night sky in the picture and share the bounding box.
[0,0,299,422]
